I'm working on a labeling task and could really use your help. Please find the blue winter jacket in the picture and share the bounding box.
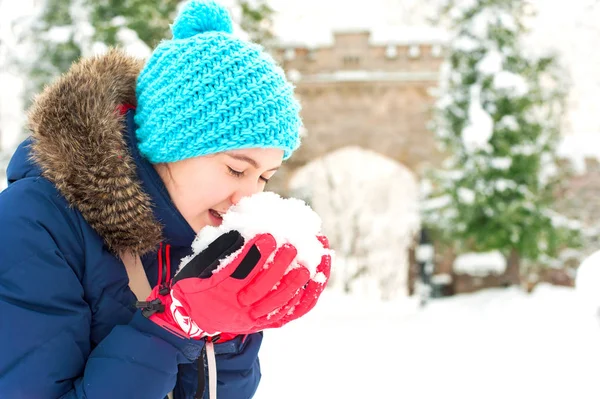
[0,50,261,399]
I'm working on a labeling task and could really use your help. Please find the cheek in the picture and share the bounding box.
[195,175,236,206]
[175,176,212,212]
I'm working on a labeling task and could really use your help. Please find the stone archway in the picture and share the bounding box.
[287,146,420,300]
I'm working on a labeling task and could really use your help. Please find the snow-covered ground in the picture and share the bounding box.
[257,284,600,399]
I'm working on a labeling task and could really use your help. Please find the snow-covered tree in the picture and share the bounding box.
[425,0,581,285]
[289,146,421,300]
[26,0,87,101]
[89,0,180,49]
[18,0,158,105]
[19,0,275,101]
[237,0,275,47]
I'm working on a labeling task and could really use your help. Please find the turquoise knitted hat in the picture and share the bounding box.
[134,0,302,163]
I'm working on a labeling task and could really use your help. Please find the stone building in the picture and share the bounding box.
[269,28,598,295]
[269,29,446,193]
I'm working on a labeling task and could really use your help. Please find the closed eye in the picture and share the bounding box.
[227,166,244,178]
[228,166,270,184]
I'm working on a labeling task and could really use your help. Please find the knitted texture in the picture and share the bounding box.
[134,0,302,163]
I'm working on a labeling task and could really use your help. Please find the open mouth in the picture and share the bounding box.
[209,209,224,221]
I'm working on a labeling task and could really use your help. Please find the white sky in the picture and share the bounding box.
[269,0,439,46]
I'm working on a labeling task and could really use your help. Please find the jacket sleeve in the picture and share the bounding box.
[0,178,203,399]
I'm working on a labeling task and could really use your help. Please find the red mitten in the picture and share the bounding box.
[138,231,311,339]
[246,235,332,331]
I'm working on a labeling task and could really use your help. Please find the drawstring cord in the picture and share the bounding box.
[158,242,171,295]
[206,340,217,399]
[157,242,163,288]
[158,243,217,399]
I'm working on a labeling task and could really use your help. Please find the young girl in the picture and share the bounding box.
[0,1,330,398]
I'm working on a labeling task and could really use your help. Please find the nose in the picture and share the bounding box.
[230,182,261,206]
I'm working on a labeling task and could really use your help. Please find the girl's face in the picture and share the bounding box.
[155,148,284,233]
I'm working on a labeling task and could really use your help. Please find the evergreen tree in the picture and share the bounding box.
[426,0,580,284]
[27,0,83,100]
[238,0,274,47]
[89,0,180,49]
[25,0,275,99]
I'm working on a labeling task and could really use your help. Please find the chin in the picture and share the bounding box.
[189,220,208,233]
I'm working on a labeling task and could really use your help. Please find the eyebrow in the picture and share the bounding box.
[226,154,280,172]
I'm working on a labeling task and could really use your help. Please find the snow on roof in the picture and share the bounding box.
[295,70,440,83]
[274,26,449,48]
[370,26,450,45]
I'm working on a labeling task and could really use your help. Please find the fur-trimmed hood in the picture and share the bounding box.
[26,49,162,255]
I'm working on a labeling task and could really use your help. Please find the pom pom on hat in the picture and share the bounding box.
[172,0,233,39]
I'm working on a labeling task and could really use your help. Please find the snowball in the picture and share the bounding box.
[181,192,329,280]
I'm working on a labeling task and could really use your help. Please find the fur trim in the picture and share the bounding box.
[28,49,162,255]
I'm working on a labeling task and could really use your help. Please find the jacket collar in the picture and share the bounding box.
[27,48,196,255]
[122,110,196,248]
